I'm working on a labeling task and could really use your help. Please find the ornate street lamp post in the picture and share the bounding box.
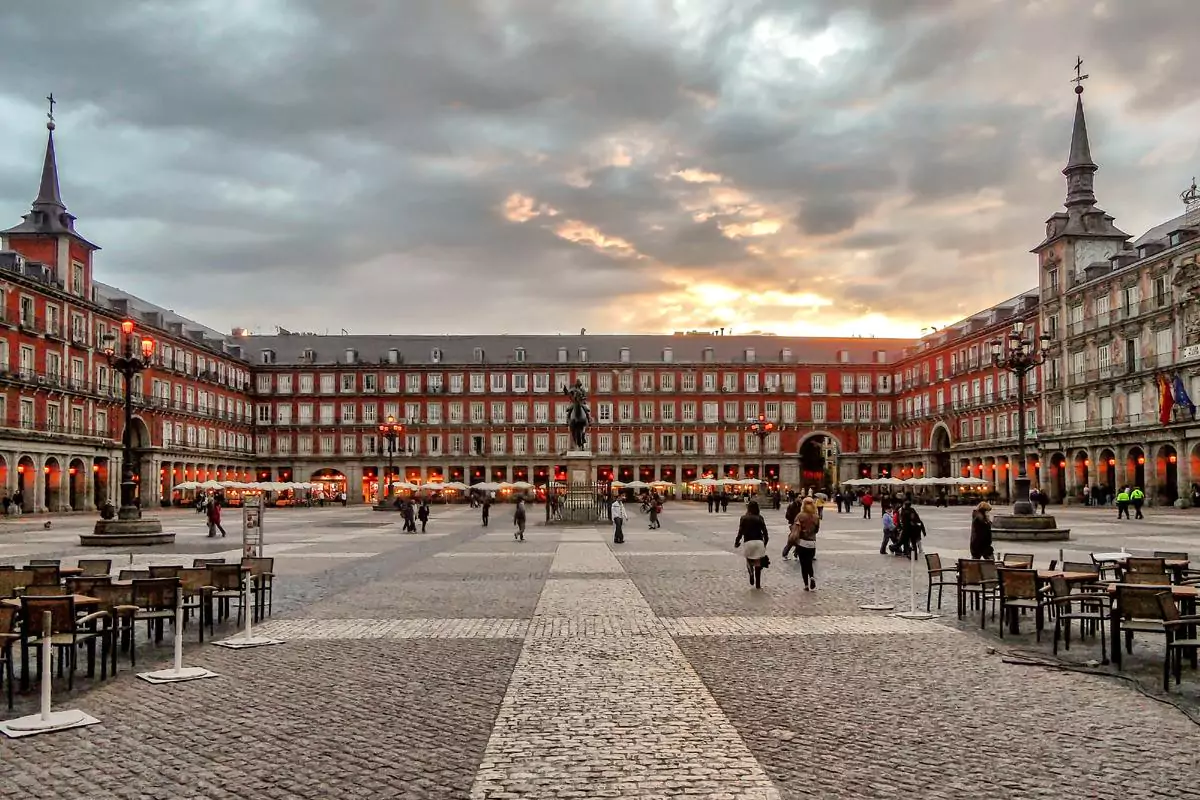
[377,415,403,505]
[83,320,172,545]
[103,321,156,519]
[747,414,775,496]
[991,322,1051,516]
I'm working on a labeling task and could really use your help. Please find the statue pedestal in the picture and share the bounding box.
[555,450,602,524]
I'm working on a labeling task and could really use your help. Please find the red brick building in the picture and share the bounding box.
[0,120,255,512]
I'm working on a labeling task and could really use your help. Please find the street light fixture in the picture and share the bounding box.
[991,324,1051,515]
[747,414,775,495]
[100,320,156,520]
[377,415,404,503]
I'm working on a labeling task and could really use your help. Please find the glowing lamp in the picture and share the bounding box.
[1169,454,1178,464]
[140,336,155,359]
[1108,458,1116,465]
[1034,461,1041,469]
[1084,459,1090,466]
[120,320,134,336]
[1138,456,1145,465]
[43,465,50,474]
[69,467,77,475]
[92,465,99,473]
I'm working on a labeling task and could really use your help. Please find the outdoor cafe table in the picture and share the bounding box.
[1092,553,1190,583]
[1037,571,1101,584]
[2,594,102,691]
[1106,583,1198,668]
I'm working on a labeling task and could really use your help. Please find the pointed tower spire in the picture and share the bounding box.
[1,94,93,244]
[1063,60,1097,209]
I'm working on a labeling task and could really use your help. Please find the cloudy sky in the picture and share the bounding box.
[1,1,1197,339]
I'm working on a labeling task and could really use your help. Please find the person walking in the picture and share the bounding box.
[861,491,874,519]
[611,495,629,543]
[1130,486,1145,519]
[898,501,925,558]
[791,497,819,590]
[969,501,993,559]
[513,498,527,541]
[1115,486,1130,519]
[880,508,898,555]
[648,498,661,530]
[734,500,770,590]
[481,495,492,527]
[707,492,715,513]
[206,499,227,538]
[720,492,729,513]
[417,501,430,533]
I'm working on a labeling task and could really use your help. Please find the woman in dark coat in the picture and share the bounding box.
[969,501,993,559]
[897,502,925,559]
[734,500,770,590]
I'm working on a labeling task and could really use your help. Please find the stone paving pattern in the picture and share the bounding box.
[1,502,1199,797]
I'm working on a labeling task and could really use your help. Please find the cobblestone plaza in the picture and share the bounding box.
[1,504,1199,798]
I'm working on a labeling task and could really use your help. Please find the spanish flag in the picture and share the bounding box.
[1159,373,1175,425]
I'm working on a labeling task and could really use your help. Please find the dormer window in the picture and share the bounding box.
[344,348,358,364]
[515,347,526,363]
[702,347,715,363]
[875,350,887,364]
[619,347,631,363]
[302,348,315,362]
[557,347,568,363]
[780,348,792,362]
[662,347,673,363]
[387,348,401,364]
[260,349,275,365]
[744,348,755,363]
[431,347,443,363]
[473,347,485,363]
[837,349,850,364]
[578,348,588,362]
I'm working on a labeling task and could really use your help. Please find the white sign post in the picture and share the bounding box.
[1,612,100,738]
[242,497,263,560]
[138,588,218,684]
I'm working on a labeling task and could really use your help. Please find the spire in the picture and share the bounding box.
[1,93,95,245]
[1063,59,1097,209]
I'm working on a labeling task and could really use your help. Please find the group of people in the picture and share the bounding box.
[880,502,927,559]
[734,496,821,590]
[1,491,25,516]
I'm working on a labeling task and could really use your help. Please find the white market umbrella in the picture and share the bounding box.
[174,481,200,491]
[511,481,534,490]
[391,481,420,491]
[442,481,469,491]
[625,480,650,490]
[691,478,718,487]
[740,478,764,486]
[473,481,501,492]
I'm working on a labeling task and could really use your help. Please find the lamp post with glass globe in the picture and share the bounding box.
[82,320,172,544]
[990,322,1050,515]
[375,415,404,508]
[747,414,775,496]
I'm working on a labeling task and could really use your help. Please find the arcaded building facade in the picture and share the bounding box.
[1,83,1198,510]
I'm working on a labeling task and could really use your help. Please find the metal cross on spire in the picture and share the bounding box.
[46,93,55,122]
[1071,57,1089,90]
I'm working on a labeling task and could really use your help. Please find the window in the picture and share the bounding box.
[450,374,464,393]
[660,372,675,391]
[619,433,634,455]
[510,403,525,424]
[858,431,873,452]
[470,402,484,423]
[681,401,696,422]
[640,401,654,422]
[362,374,376,393]
[722,373,737,392]
[724,432,739,454]
[534,402,549,423]
[877,402,891,422]
[841,402,854,422]
[723,401,738,421]
[857,401,871,422]
[840,374,853,393]
[660,401,675,422]
[857,374,870,393]
[703,348,715,363]
[491,433,506,455]
[490,401,506,423]
[745,373,759,392]
[744,348,755,363]
[340,373,355,393]
[681,372,695,392]
[515,348,526,363]
[320,403,335,424]
[620,347,631,363]
[619,372,633,393]
[782,402,796,422]
[490,373,507,392]
[639,372,654,392]
[782,374,795,392]
[431,347,443,363]
[473,347,485,363]
[406,373,422,393]
[1156,328,1173,359]
[557,347,568,363]
[682,434,697,453]
[320,374,335,394]
[470,373,485,393]
[340,403,356,424]
[534,434,549,454]
[533,373,550,393]
[702,401,717,422]
[578,348,588,362]
[811,401,826,423]
[877,431,892,451]
[513,373,528,392]
[449,402,463,423]
[661,433,676,452]
[702,372,716,392]
[619,401,633,422]
[597,402,612,423]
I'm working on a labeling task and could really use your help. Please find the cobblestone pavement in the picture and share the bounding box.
[1,501,1199,798]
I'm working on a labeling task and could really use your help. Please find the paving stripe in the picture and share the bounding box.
[469,545,781,799]
[663,615,961,637]
[252,618,530,639]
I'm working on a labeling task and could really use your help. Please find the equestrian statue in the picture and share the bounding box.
[563,379,592,451]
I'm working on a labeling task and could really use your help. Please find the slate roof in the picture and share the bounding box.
[238,333,916,367]
[94,281,233,350]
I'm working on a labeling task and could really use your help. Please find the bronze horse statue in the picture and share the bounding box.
[564,380,591,450]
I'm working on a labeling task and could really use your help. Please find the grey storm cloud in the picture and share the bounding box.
[0,0,1198,337]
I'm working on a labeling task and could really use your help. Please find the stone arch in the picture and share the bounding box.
[1073,450,1090,499]
[1048,451,1067,503]
[1124,446,1146,491]
[16,454,36,512]
[1156,443,1179,505]
[797,431,841,489]
[311,468,347,501]
[44,456,63,512]
[929,423,952,478]
[1098,448,1116,492]
[68,457,87,511]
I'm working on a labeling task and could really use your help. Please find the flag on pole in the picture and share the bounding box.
[1159,373,1175,425]
[1173,373,1196,419]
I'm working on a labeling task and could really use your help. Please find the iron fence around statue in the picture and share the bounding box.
[551,481,610,524]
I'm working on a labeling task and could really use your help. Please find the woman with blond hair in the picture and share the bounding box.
[791,497,820,590]
[734,499,770,589]
[969,501,993,559]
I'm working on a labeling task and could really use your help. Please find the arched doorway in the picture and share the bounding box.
[93,458,110,509]
[1157,444,1178,505]
[68,458,86,510]
[798,433,839,489]
[44,457,62,512]
[0,455,7,508]
[1073,451,1089,501]
[1190,444,1200,505]
[1049,452,1067,503]
[930,424,951,478]
[16,455,35,512]
[311,469,347,503]
[1125,446,1145,490]
[1098,448,1116,493]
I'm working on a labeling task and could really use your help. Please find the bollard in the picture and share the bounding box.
[893,551,936,621]
[139,587,217,684]
[213,573,282,649]
[1,612,100,737]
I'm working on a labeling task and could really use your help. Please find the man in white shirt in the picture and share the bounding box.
[610,496,629,544]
